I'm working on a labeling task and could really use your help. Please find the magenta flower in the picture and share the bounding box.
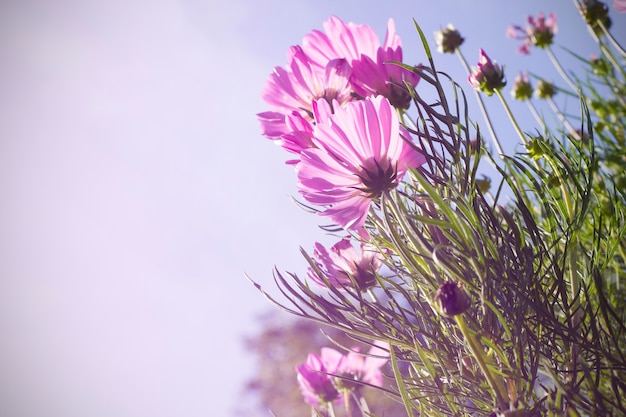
[308,238,383,291]
[302,16,399,68]
[615,0,626,12]
[258,45,353,141]
[296,352,341,407]
[507,12,558,54]
[350,44,421,110]
[296,342,389,407]
[335,342,389,389]
[302,16,419,109]
[297,96,426,235]
[318,342,389,392]
[468,49,506,96]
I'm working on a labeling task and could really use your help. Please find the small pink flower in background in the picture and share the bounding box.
[308,238,383,291]
[468,49,506,95]
[297,96,426,235]
[507,12,558,54]
[258,45,353,141]
[615,0,626,12]
[303,16,419,109]
[296,352,341,407]
[297,342,390,406]
[511,72,533,101]
[334,341,390,390]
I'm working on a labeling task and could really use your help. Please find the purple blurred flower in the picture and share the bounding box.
[507,12,558,54]
[296,352,341,407]
[615,0,626,12]
[468,49,506,96]
[297,342,389,406]
[334,342,389,390]
[296,96,426,236]
[303,16,419,109]
[308,238,383,291]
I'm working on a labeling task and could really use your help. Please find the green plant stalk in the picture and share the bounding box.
[390,344,418,416]
[546,47,580,94]
[327,402,337,417]
[526,100,547,133]
[546,97,580,139]
[343,390,352,417]
[454,314,508,408]
[495,90,528,146]
[599,19,626,58]
[542,150,581,381]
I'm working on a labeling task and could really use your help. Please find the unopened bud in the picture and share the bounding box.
[435,280,471,317]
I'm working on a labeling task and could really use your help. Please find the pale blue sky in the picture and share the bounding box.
[0,1,623,416]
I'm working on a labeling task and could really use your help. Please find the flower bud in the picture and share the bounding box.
[511,72,533,101]
[468,49,506,96]
[534,79,556,99]
[435,280,471,317]
[476,176,492,194]
[434,24,465,53]
[590,55,613,77]
[580,0,612,35]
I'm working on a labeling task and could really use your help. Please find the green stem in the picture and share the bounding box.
[526,100,547,133]
[343,390,352,417]
[390,344,418,416]
[546,47,580,94]
[599,20,626,59]
[327,402,336,417]
[495,90,528,146]
[546,97,580,140]
[455,314,508,408]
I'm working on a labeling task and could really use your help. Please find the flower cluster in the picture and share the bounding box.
[258,16,420,156]
[258,17,426,236]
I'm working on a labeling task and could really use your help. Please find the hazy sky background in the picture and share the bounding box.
[0,1,624,416]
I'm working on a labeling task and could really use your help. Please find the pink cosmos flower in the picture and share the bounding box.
[336,341,389,389]
[468,49,506,95]
[302,16,419,109]
[296,352,341,407]
[308,238,383,291]
[615,0,626,12]
[350,44,421,110]
[297,96,425,235]
[296,342,389,406]
[258,45,353,140]
[507,12,558,54]
[302,16,399,68]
